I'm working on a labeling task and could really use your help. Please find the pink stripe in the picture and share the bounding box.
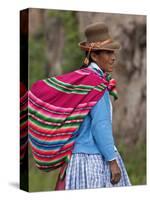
[20,91,28,103]
[29,129,70,142]
[31,142,73,160]
[29,120,77,134]
[29,113,83,126]
[57,68,102,86]
[20,102,28,112]
[75,70,90,75]
[30,143,59,154]
[29,129,72,140]
[29,126,73,137]
[29,96,95,119]
[20,141,28,151]
[75,101,97,109]
[29,90,73,112]
[20,129,27,138]
[29,113,62,126]
[29,69,104,107]
[69,110,89,117]
[20,113,27,121]
[29,99,68,119]
[20,103,28,112]
[20,121,28,130]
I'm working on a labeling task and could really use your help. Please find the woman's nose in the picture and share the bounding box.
[111,53,116,62]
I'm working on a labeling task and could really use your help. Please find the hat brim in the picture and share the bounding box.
[79,41,121,51]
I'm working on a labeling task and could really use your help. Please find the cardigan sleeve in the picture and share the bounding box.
[90,92,117,161]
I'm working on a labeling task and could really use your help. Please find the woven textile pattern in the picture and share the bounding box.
[28,68,110,178]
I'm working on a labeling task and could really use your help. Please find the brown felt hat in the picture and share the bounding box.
[79,22,120,52]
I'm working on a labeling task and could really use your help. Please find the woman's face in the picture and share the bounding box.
[91,50,116,72]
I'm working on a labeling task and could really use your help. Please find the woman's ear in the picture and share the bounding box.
[90,52,97,62]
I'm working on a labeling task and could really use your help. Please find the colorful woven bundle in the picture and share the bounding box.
[20,82,28,164]
[28,68,114,179]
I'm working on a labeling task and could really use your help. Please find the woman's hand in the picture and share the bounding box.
[108,159,121,185]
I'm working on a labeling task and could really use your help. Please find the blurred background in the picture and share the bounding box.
[26,8,146,192]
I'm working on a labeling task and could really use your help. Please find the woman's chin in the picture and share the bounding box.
[108,68,113,72]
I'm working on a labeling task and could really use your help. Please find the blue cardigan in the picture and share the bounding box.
[73,63,117,161]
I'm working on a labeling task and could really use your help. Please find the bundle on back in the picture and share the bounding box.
[28,68,109,179]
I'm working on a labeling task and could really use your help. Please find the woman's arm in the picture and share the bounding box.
[90,92,121,184]
[90,93,116,161]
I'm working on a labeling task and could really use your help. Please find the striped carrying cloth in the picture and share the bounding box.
[28,67,117,180]
[20,82,28,165]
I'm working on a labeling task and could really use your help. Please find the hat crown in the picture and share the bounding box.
[78,22,120,52]
[85,22,111,42]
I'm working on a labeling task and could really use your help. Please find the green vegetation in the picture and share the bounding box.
[29,161,59,192]
[29,10,84,88]
[29,36,46,87]
[118,140,146,185]
[48,10,83,73]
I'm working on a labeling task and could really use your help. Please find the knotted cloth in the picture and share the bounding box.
[104,72,118,100]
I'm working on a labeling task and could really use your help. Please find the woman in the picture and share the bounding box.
[28,22,131,191]
[64,22,131,189]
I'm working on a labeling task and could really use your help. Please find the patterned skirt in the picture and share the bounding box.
[65,151,131,190]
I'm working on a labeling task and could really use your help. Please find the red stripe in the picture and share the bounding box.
[29,120,77,134]
[29,128,71,141]
[33,148,72,162]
